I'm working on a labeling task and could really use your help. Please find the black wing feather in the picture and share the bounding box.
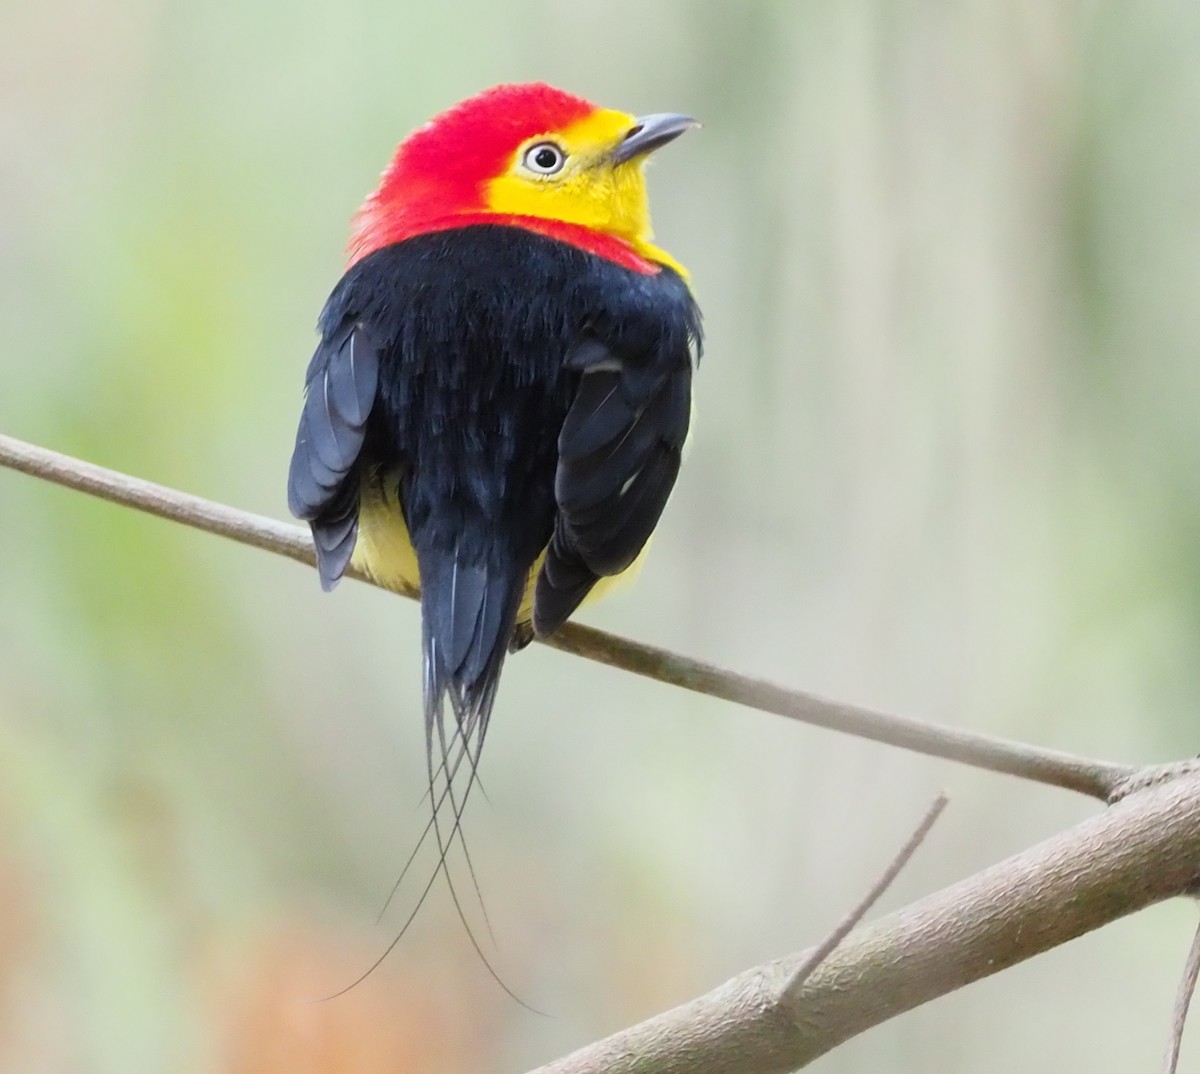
[556,371,638,459]
[534,333,693,636]
[287,322,380,590]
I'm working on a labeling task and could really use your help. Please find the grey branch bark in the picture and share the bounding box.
[0,432,1132,798]
[528,765,1200,1074]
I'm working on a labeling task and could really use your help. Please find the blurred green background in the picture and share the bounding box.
[3,1,1200,1070]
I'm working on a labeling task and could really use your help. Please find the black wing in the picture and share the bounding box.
[287,321,379,590]
[533,334,693,636]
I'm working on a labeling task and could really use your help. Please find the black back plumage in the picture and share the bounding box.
[289,223,700,798]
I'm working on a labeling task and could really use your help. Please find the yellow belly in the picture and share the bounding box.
[351,491,646,627]
[351,492,422,597]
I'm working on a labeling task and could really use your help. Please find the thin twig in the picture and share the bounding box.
[0,433,320,572]
[0,432,1133,798]
[546,625,1128,798]
[1162,909,1200,1074]
[783,792,949,997]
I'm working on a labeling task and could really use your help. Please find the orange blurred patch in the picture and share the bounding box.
[210,922,485,1074]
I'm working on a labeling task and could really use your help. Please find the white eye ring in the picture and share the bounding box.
[523,142,566,176]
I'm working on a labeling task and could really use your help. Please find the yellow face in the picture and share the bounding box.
[484,108,656,251]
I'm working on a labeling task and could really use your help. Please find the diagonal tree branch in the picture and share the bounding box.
[526,764,1200,1074]
[0,431,1133,798]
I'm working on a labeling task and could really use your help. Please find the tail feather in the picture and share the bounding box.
[410,544,536,1004]
[316,544,534,1005]
[416,544,527,851]
[418,548,524,738]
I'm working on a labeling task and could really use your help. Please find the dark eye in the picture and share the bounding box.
[523,142,566,175]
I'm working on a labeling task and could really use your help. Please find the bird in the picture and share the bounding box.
[286,83,701,934]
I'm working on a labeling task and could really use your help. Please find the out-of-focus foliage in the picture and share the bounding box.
[2,1,1199,1070]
